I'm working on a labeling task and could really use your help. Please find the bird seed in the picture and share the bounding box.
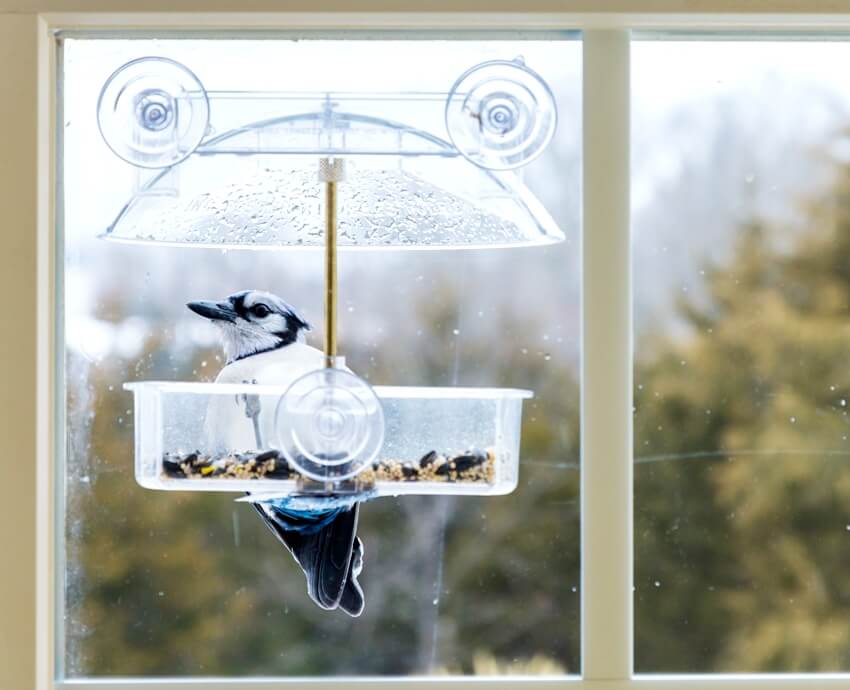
[161,447,496,484]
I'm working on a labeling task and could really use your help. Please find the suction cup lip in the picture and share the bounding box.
[97,55,210,170]
[273,368,386,483]
[445,58,559,172]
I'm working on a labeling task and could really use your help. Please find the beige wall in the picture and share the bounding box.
[7,0,850,14]
[0,13,38,690]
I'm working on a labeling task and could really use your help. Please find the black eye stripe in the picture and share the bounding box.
[230,293,248,317]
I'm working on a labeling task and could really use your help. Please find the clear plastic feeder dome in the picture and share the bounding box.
[103,157,562,250]
[98,57,564,250]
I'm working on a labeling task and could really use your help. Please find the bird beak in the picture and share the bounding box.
[186,300,238,323]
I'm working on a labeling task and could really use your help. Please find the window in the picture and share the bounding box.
[633,36,850,672]
[8,12,850,690]
[60,35,582,678]
[633,38,850,673]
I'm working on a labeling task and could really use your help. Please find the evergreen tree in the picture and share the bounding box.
[636,164,850,671]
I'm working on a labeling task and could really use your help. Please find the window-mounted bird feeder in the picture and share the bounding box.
[127,381,530,497]
[100,54,560,498]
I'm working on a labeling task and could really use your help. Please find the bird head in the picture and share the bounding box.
[187,290,311,363]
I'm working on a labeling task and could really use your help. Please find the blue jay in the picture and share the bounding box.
[187,290,365,617]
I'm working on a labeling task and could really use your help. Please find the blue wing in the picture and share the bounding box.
[252,500,365,616]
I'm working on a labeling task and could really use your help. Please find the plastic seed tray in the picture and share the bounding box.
[126,381,531,497]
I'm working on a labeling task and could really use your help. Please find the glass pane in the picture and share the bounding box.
[634,38,850,673]
[61,36,581,678]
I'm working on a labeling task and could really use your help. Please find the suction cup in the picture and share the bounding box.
[97,57,210,169]
[445,58,557,171]
[275,367,385,483]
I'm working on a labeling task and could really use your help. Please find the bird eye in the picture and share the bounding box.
[251,304,271,318]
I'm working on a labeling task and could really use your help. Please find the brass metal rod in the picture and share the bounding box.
[323,168,338,368]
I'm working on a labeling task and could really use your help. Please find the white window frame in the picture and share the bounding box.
[7,5,850,690]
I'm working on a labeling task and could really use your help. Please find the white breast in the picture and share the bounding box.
[214,343,329,386]
[203,344,350,454]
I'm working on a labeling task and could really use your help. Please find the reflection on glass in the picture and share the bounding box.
[62,38,581,677]
[634,39,850,673]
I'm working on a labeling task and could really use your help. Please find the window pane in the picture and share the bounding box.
[61,36,581,677]
[633,38,850,672]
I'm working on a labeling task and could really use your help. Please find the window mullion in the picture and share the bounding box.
[581,28,633,682]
